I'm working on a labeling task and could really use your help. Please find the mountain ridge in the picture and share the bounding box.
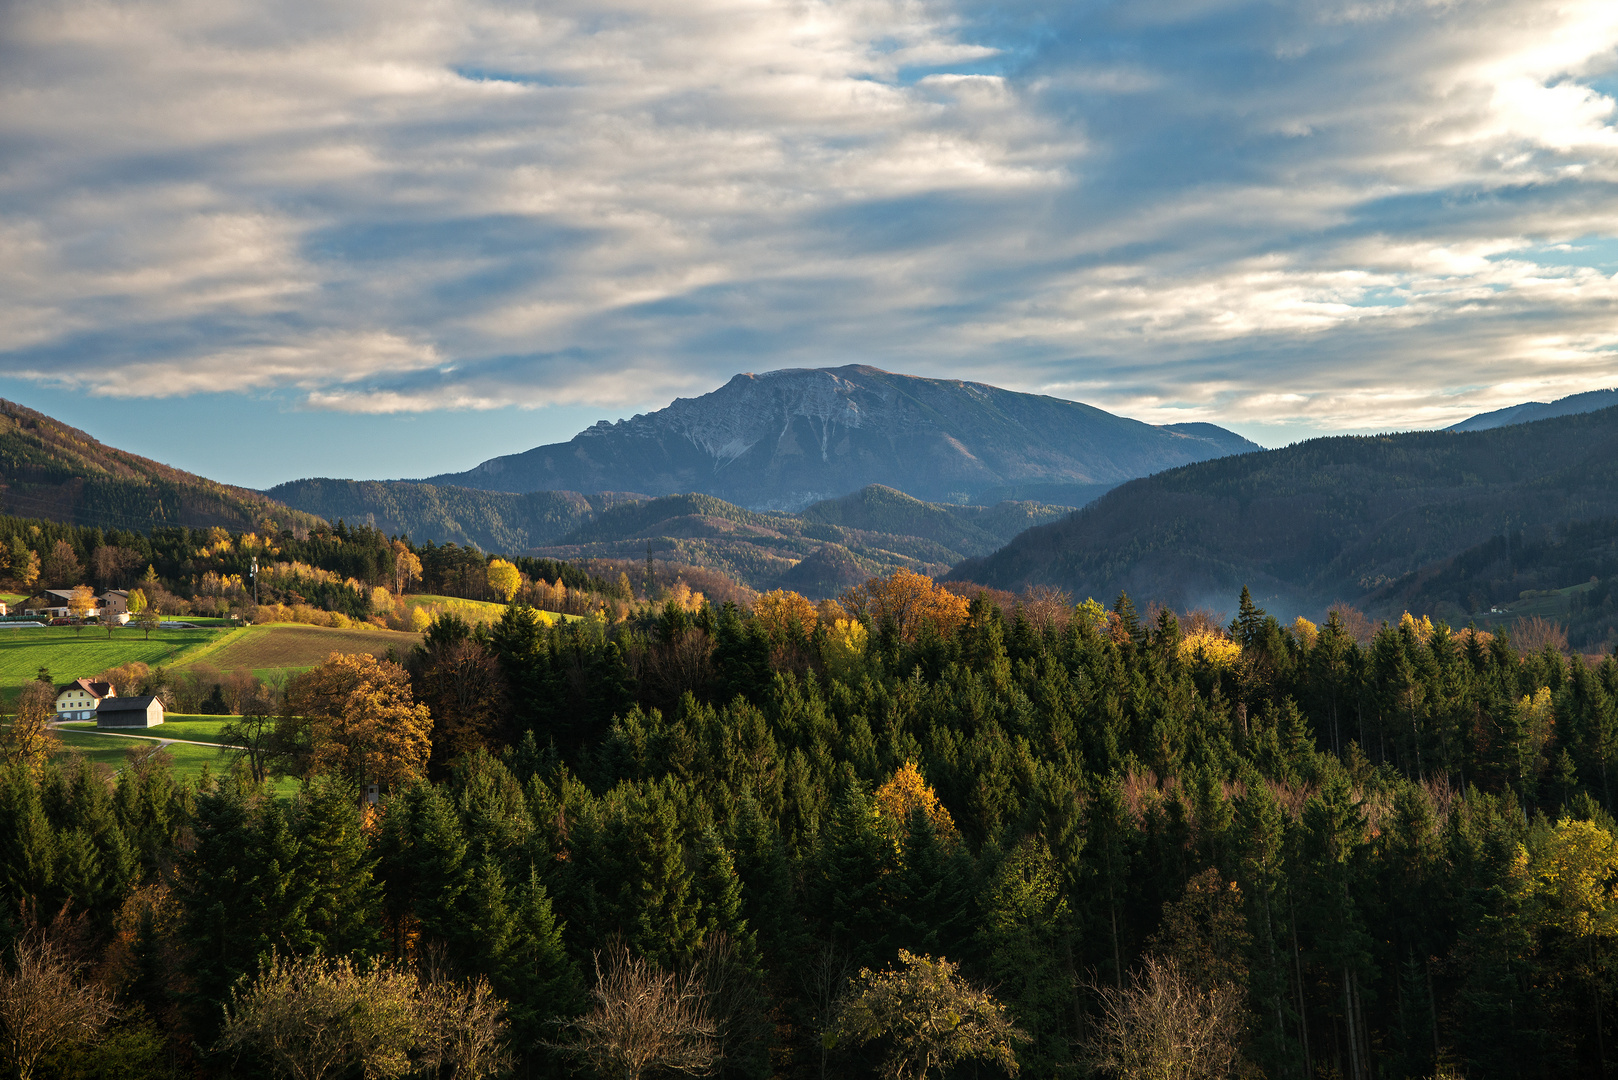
[1447,386,1618,432]
[948,404,1618,617]
[418,365,1260,511]
[0,399,323,535]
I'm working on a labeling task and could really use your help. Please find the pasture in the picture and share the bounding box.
[0,626,221,701]
[50,724,299,796]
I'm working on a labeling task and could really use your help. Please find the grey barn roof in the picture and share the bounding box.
[97,696,159,712]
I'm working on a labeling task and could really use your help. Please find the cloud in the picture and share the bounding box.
[1,0,1617,436]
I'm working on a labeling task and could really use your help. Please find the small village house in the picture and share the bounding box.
[55,678,115,720]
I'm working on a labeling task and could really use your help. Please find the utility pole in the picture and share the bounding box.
[251,556,259,606]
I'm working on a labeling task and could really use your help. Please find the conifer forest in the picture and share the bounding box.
[4,569,1618,1080]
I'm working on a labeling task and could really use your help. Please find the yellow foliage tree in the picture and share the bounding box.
[486,559,522,603]
[824,619,869,681]
[392,542,423,596]
[0,683,59,775]
[67,585,96,621]
[285,652,433,790]
[839,570,969,644]
[753,590,819,642]
[874,761,958,846]
[1178,629,1241,669]
[1292,616,1318,649]
[1399,611,1434,644]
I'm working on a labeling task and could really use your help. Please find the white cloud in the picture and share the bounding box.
[1,0,1618,438]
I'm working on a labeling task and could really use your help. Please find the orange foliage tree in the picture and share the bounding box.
[839,570,969,644]
[284,652,432,790]
[752,590,820,642]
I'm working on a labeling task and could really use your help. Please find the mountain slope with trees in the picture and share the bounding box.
[950,405,1618,616]
[418,365,1260,511]
[530,486,1069,597]
[0,399,321,534]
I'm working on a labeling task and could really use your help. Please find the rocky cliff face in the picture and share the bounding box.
[424,365,1260,511]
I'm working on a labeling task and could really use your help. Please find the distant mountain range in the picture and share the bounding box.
[417,365,1261,512]
[1447,386,1618,431]
[268,477,1069,597]
[949,405,1618,623]
[0,399,321,535]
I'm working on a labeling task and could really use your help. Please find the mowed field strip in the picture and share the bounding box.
[175,622,424,676]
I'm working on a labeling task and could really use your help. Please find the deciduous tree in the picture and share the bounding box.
[0,683,59,774]
[838,570,969,644]
[831,950,1024,1080]
[564,941,716,1080]
[1084,955,1247,1080]
[487,559,522,604]
[218,952,419,1080]
[285,653,432,791]
[0,930,115,1080]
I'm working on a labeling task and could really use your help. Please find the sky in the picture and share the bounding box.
[3,0,1618,489]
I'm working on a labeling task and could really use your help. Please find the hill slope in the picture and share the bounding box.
[0,400,321,534]
[949,406,1618,616]
[419,365,1260,511]
[531,486,1069,597]
[1447,386,1618,431]
[263,478,645,550]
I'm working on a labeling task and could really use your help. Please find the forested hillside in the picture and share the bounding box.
[268,480,1069,597]
[0,399,322,534]
[530,486,1068,596]
[264,478,647,552]
[1367,517,1618,651]
[951,405,1618,616]
[3,576,1617,1079]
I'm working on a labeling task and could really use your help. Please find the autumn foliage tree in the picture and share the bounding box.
[839,570,969,643]
[752,590,820,643]
[284,652,433,791]
[874,762,958,846]
[0,682,59,774]
[832,950,1024,1080]
[486,559,522,604]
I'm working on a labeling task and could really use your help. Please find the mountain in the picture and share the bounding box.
[529,486,1070,597]
[1447,387,1618,431]
[948,405,1618,617]
[0,399,322,534]
[417,365,1260,512]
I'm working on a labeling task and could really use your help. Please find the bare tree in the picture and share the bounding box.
[413,953,512,1080]
[564,940,717,1080]
[1084,955,1248,1080]
[800,942,856,1080]
[218,953,419,1080]
[0,929,115,1080]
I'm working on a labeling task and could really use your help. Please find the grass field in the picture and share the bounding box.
[54,727,160,771]
[63,714,234,744]
[175,623,423,677]
[48,725,299,795]
[0,626,223,701]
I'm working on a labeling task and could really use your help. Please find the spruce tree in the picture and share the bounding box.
[295,775,381,958]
